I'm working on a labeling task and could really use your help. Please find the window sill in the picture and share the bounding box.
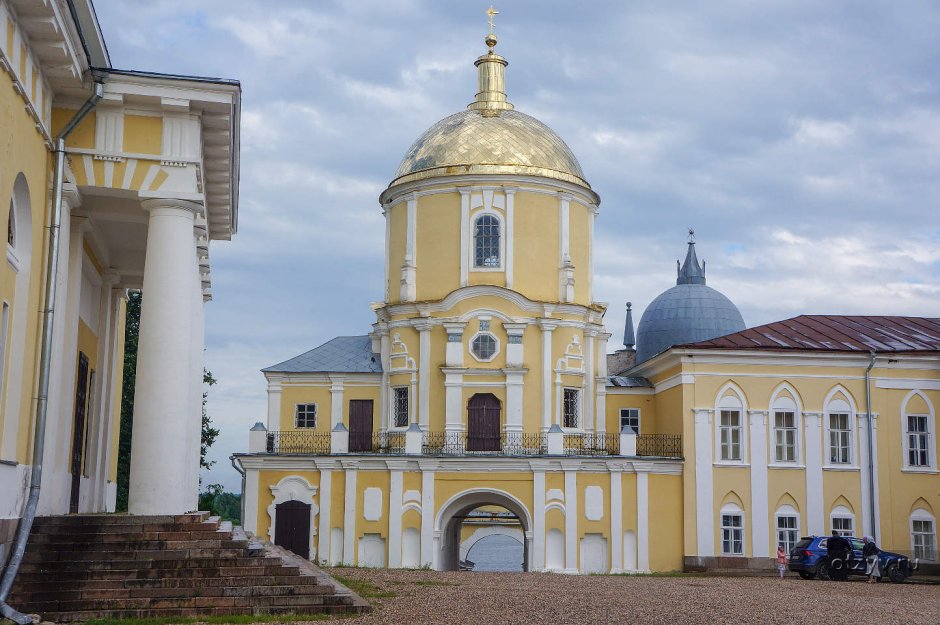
[768,463,806,469]
[0,458,18,467]
[822,465,859,472]
[901,468,939,475]
[713,461,749,468]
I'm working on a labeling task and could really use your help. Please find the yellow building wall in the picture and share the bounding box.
[122,115,162,155]
[568,201,591,303]
[74,319,99,474]
[386,200,406,305]
[512,191,559,303]
[279,384,332,431]
[415,193,459,300]
[648,473,684,571]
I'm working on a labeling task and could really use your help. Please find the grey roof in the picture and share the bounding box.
[263,336,382,374]
[635,238,745,364]
[608,375,653,388]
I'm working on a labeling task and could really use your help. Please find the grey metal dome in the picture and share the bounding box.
[635,238,745,363]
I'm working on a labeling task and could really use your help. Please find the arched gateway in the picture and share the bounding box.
[434,489,533,571]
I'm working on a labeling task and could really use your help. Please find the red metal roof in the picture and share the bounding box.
[681,315,940,353]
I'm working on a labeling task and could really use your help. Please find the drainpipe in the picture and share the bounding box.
[0,80,105,625]
[230,455,246,528]
[864,350,877,543]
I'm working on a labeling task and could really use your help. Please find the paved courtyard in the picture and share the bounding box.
[304,568,940,625]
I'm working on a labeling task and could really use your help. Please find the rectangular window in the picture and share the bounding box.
[907,415,930,467]
[563,388,580,429]
[393,387,409,428]
[295,404,317,429]
[912,520,936,561]
[828,413,851,464]
[774,411,797,462]
[776,515,798,553]
[620,408,640,434]
[721,513,744,555]
[719,410,742,461]
[832,516,853,537]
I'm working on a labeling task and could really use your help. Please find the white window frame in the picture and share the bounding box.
[470,210,504,272]
[769,389,802,466]
[562,387,581,430]
[824,396,857,469]
[714,386,747,465]
[775,505,800,553]
[294,403,317,429]
[910,509,936,562]
[619,408,640,434]
[901,390,937,472]
[391,386,410,429]
[469,331,500,363]
[720,504,745,556]
[830,505,855,537]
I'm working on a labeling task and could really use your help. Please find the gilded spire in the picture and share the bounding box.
[468,5,513,112]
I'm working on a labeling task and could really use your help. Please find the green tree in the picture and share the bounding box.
[198,483,241,523]
[116,290,220,510]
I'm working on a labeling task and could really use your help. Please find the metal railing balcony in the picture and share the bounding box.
[258,427,683,459]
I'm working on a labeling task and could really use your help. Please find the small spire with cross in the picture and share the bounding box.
[486,5,499,35]
[688,227,695,243]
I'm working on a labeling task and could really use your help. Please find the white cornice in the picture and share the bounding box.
[380,174,599,209]
[382,285,603,320]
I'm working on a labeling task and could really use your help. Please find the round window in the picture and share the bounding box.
[471,333,497,360]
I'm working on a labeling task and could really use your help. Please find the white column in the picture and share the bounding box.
[693,408,714,557]
[804,412,824,535]
[420,463,436,567]
[505,188,515,289]
[596,333,610,436]
[266,376,283,430]
[88,278,119,510]
[330,375,344,428]
[401,194,417,301]
[459,189,469,287]
[378,329,390,430]
[749,410,769,558]
[609,463,624,573]
[504,370,524,433]
[635,462,650,573]
[584,330,595,432]
[388,464,404,568]
[243,467,259,534]
[563,466,578,573]
[100,287,126,512]
[532,463,546,571]
[187,242,204,507]
[343,463,357,565]
[128,198,202,515]
[539,320,556,432]
[317,466,332,564]
[416,321,432,429]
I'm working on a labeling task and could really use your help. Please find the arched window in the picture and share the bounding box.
[824,393,856,467]
[719,502,745,555]
[473,214,500,268]
[6,199,14,248]
[771,394,799,464]
[775,504,800,553]
[830,504,855,537]
[910,508,936,562]
[715,388,746,463]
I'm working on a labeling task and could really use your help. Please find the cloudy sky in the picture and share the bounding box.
[93,0,940,490]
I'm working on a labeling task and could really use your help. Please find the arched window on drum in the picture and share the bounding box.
[473,214,501,268]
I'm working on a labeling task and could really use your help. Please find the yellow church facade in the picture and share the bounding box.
[235,32,938,574]
[1,0,239,569]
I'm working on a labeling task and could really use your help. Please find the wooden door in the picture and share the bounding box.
[274,500,311,559]
[467,393,501,451]
[69,352,89,513]
[349,399,374,452]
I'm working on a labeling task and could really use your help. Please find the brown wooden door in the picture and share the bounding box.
[467,393,501,451]
[69,352,89,513]
[349,399,374,452]
[274,500,311,559]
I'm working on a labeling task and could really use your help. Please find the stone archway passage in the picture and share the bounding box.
[274,500,311,559]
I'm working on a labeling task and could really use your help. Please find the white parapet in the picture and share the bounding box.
[405,423,423,455]
[546,424,564,455]
[248,422,268,453]
[619,428,637,456]
[331,424,349,454]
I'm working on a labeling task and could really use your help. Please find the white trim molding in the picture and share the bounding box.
[267,475,319,561]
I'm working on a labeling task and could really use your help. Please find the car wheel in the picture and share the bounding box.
[886,563,906,584]
[817,561,831,581]
[798,571,815,580]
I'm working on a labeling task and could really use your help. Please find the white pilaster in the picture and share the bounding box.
[532,464,546,571]
[420,464,435,567]
[317,467,332,564]
[693,408,714,557]
[401,193,418,301]
[504,369,525,433]
[443,322,466,367]
[243,468,259,534]
[609,464,624,573]
[128,198,202,515]
[584,331,595,432]
[563,467,578,573]
[330,375,344,428]
[858,412,880,539]
[596,332,610,436]
[459,189,469,287]
[266,377,283,430]
[539,320,556,432]
[749,409,769,557]
[444,370,464,434]
[505,188,515,289]
[379,329,390,430]
[635,462,650,573]
[343,464,357,565]
[804,412,824,535]
[416,321,432,429]
[388,465,404,568]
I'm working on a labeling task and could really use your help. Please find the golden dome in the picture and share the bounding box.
[386,37,590,192]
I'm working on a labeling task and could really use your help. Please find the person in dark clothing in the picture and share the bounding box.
[863,536,881,583]
[827,531,852,581]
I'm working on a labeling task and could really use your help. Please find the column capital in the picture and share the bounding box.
[693,408,713,424]
[61,182,82,210]
[141,197,204,216]
[413,319,434,332]
[538,318,558,331]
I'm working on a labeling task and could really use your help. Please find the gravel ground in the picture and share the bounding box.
[293,568,940,625]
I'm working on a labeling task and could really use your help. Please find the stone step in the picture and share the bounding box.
[24,546,249,562]
[31,521,225,535]
[27,530,238,545]
[25,538,249,552]
[16,592,351,614]
[10,582,335,604]
[32,512,210,527]
[30,602,363,623]
[11,574,322,594]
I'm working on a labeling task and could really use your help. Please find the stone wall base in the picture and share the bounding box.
[684,555,775,573]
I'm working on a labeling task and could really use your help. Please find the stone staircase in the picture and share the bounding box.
[7,512,369,622]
